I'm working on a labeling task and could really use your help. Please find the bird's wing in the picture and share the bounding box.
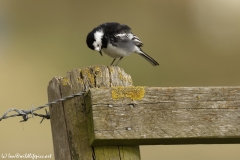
[101,22,131,34]
[102,22,143,47]
[114,33,143,47]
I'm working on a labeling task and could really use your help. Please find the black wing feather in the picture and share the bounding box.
[100,22,131,35]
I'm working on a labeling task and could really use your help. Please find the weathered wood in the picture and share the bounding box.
[86,86,240,146]
[48,65,140,160]
[93,146,140,159]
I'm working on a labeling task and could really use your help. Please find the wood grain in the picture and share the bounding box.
[86,87,240,146]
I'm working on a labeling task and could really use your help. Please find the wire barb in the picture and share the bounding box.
[0,91,85,123]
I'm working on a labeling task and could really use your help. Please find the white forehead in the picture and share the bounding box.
[94,30,104,44]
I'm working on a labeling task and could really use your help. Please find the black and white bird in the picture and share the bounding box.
[86,22,159,66]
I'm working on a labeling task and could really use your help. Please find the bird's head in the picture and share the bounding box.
[86,29,104,56]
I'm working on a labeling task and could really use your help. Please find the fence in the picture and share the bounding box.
[47,65,240,160]
[1,65,239,160]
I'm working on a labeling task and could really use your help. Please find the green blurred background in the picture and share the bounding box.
[0,0,240,159]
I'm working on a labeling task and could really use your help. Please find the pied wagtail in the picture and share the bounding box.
[86,22,159,66]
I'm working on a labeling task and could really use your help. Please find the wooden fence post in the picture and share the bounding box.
[47,65,140,160]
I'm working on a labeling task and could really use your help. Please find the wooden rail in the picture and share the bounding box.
[86,86,240,146]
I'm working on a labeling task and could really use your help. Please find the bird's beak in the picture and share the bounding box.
[99,50,103,56]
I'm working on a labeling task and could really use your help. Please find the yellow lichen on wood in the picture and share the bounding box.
[77,77,83,84]
[108,66,114,73]
[123,77,127,82]
[111,86,145,100]
[128,77,132,84]
[81,68,95,85]
[62,77,69,86]
[94,66,102,77]
[117,68,123,80]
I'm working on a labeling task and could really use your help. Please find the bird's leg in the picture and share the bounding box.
[115,57,123,66]
[110,59,116,66]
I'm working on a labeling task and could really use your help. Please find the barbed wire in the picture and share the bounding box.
[0,91,86,123]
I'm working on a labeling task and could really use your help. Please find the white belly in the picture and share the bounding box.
[102,43,132,58]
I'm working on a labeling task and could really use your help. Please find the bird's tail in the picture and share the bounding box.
[138,50,159,66]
